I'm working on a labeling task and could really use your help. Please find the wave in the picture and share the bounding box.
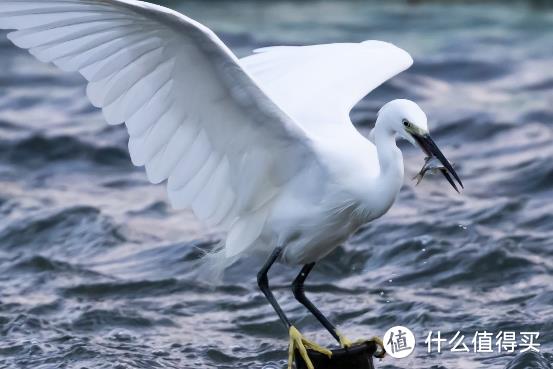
[0,134,130,168]
[0,205,124,253]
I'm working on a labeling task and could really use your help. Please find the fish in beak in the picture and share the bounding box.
[411,133,463,193]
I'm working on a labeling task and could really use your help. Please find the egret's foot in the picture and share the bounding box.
[337,332,386,359]
[337,331,354,348]
[288,326,332,369]
[369,336,386,358]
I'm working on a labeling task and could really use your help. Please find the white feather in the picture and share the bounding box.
[241,41,413,130]
[225,206,270,258]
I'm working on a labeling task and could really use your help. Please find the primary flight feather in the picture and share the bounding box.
[1,0,315,255]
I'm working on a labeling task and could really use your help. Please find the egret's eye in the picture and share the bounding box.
[403,120,411,128]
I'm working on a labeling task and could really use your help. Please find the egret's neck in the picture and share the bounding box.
[371,121,404,209]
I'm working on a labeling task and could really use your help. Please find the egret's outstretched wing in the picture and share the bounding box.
[241,42,413,130]
[0,0,315,257]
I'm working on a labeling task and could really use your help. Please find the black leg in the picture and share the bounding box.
[257,247,291,329]
[292,263,341,343]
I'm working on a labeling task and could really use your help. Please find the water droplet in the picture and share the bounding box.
[380,291,384,296]
[388,279,393,283]
[109,330,133,342]
[458,224,467,230]
[421,248,426,252]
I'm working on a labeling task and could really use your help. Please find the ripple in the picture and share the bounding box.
[0,134,129,168]
[69,309,176,332]
[63,279,183,299]
[412,59,511,82]
[505,351,551,369]
[0,205,124,254]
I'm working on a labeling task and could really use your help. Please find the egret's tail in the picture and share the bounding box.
[195,246,239,285]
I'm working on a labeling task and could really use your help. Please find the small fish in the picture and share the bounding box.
[412,156,446,185]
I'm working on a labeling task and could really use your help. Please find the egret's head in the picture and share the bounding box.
[378,99,428,144]
[378,99,463,192]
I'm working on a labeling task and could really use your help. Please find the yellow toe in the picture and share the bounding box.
[337,331,354,348]
[337,332,386,358]
[288,326,332,369]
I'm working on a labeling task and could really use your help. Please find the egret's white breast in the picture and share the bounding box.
[263,130,400,265]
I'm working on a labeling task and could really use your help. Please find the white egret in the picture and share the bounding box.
[0,1,463,368]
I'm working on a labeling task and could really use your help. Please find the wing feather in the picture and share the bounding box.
[125,78,174,134]
[241,41,413,130]
[54,30,155,71]
[8,18,134,48]
[0,0,316,257]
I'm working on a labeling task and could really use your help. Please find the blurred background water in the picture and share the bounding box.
[0,1,552,368]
